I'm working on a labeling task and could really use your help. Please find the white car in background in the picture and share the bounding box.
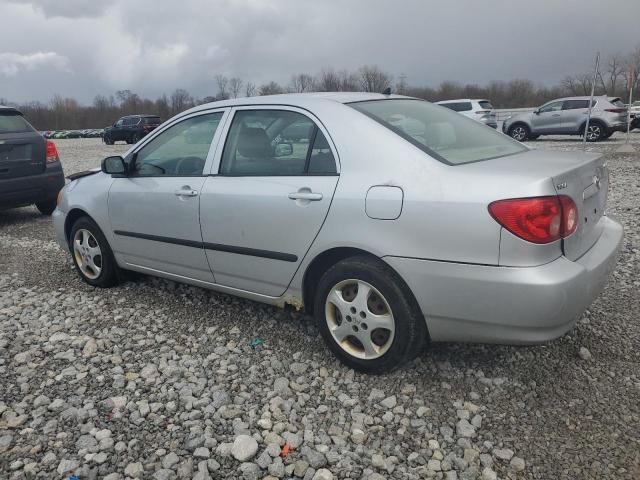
[436,99,497,128]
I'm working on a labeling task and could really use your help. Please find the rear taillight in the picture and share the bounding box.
[488,195,577,244]
[605,108,626,113]
[45,140,59,164]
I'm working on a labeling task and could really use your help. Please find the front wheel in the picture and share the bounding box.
[508,124,530,141]
[69,217,120,288]
[36,199,57,215]
[314,256,427,373]
[104,135,114,145]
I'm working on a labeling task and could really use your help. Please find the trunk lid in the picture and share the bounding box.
[0,131,46,179]
[552,153,608,261]
[461,148,609,261]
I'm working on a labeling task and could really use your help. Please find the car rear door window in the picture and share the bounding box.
[220,110,336,176]
[562,100,590,110]
[0,112,35,133]
[440,102,473,112]
[131,112,222,177]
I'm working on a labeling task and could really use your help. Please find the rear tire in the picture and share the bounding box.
[69,216,120,288]
[583,122,606,142]
[131,133,141,144]
[314,255,427,373]
[508,124,530,141]
[36,199,57,215]
[104,135,114,145]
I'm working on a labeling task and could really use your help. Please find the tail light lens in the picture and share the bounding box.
[488,195,577,244]
[45,140,59,164]
[605,108,626,113]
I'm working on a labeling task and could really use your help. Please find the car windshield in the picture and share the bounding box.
[0,111,34,134]
[350,99,527,165]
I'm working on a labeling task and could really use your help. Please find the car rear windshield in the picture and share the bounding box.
[143,117,161,125]
[350,99,527,165]
[0,111,35,134]
[478,101,493,110]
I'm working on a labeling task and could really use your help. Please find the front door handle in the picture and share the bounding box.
[175,187,198,197]
[552,113,561,117]
[288,190,323,201]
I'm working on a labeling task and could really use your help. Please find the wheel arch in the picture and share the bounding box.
[64,208,93,247]
[301,247,426,327]
[580,118,606,133]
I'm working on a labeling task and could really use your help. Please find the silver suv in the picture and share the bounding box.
[503,96,628,142]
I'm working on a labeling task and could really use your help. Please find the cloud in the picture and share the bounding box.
[1,0,640,103]
[0,52,71,77]
[6,0,108,18]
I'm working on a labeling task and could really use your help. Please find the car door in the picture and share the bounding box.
[561,99,591,133]
[111,119,125,141]
[199,106,340,297]
[530,100,564,134]
[108,109,228,282]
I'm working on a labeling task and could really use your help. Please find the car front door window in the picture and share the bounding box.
[539,101,563,113]
[131,113,223,177]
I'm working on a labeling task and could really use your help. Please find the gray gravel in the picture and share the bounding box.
[1,136,639,479]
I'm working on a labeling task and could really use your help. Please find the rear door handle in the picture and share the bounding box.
[552,114,561,117]
[175,188,198,197]
[288,191,323,201]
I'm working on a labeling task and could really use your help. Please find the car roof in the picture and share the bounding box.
[0,105,22,114]
[546,95,611,102]
[436,99,489,103]
[181,92,413,116]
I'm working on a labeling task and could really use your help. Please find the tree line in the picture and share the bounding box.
[3,47,639,131]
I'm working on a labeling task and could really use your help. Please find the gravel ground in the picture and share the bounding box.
[1,135,639,480]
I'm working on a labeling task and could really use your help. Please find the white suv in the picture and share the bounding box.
[435,99,497,128]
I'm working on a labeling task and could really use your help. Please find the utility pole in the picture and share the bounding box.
[583,52,600,149]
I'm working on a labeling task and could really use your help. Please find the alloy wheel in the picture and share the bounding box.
[73,229,102,280]
[586,124,602,141]
[324,279,395,360]
[511,126,527,141]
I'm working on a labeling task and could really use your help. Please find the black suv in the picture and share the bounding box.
[0,106,65,215]
[103,115,161,145]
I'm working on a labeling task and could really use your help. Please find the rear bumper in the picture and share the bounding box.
[384,215,623,344]
[0,162,65,209]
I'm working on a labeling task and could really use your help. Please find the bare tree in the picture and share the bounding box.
[606,55,624,96]
[229,77,243,98]
[215,75,229,100]
[245,82,257,97]
[358,65,392,93]
[290,73,315,93]
[170,89,192,115]
[258,81,283,96]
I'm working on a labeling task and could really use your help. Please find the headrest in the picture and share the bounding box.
[237,127,272,158]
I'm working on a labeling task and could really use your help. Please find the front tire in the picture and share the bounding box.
[36,199,57,215]
[508,124,530,141]
[104,135,114,145]
[69,217,120,288]
[314,256,427,373]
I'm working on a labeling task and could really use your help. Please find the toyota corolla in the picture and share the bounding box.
[52,93,623,372]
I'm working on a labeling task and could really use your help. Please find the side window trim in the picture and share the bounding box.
[210,105,340,177]
[127,108,230,177]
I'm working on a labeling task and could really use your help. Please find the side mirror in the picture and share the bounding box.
[533,109,540,115]
[101,155,126,175]
[274,142,293,157]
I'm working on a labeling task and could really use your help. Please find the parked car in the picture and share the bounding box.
[503,96,628,141]
[629,100,640,116]
[103,115,162,145]
[0,106,65,215]
[435,99,497,128]
[52,93,622,372]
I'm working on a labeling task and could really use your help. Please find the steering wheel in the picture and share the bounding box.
[174,156,205,175]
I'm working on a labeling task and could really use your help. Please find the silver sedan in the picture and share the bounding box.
[52,93,623,373]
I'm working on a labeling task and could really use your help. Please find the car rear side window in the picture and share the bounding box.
[350,99,527,165]
[143,117,161,125]
[478,101,493,110]
[440,102,472,112]
[0,112,35,134]
[220,110,336,176]
[609,98,625,107]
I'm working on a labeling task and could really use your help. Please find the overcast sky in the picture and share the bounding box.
[1,0,639,104]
